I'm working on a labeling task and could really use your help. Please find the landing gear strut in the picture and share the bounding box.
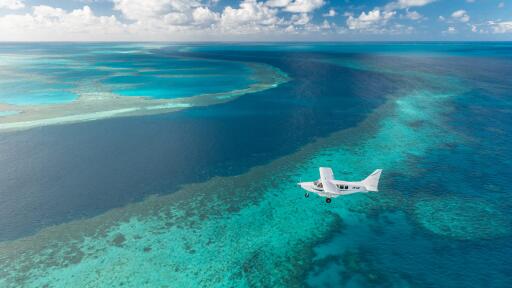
[304,193,310,198]
[326,198,332,203]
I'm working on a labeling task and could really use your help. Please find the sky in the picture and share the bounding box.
[0,0,511,41]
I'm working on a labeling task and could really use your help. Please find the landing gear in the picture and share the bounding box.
[326,198,332,203]
[304,193,310,198]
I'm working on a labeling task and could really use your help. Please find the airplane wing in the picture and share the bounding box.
[319,167,338,194]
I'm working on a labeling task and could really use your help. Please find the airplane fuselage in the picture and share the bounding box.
[298,167,382,203]
[299,180,368,198]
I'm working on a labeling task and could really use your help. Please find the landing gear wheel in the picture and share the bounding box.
[326,198,332,203]
[304,193,310,198]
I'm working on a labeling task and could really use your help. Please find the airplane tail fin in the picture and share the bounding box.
[361,169,382,192]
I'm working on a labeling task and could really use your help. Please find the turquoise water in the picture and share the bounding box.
[0,44,258,105]
[0,111,19,117]
[0,43,511,287]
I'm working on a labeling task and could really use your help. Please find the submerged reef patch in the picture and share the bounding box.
[414,197,510,240]
[112,233,126,247]
[341,249,391,287]
[0,56,289,132]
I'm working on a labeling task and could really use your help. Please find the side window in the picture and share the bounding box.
[345,185,348,189]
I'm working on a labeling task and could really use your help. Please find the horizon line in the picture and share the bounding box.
[1,40,511,43]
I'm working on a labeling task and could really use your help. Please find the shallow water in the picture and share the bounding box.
[0,43,511,287]
[0,44,258,105]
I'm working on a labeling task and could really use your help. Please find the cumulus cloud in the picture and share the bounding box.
[0,0,24,10]
[265,0,324,13]
[0,5,126,41]
[404,10,423,20]
[488,21,512,33]
[265,0,290,8]
[220,0,281,33]
[346,9,395,31]
[386,0,436,10]
[290,13,310,25]
[451,9,470,22]
[217,0,328,34]
[443,26,456,34]
[192,6,219,25]
[162,12,189,25]
[0,0,502,40]
[468,20,512,34]
[284,0,324,13]
[113,0,200,21]
[321,19,330,29]
[33,5,66,18]
[345,0,433,33]
[323,8,336,17]
[0,0,328,40]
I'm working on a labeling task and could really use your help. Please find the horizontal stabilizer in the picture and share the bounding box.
[361,169,382,192]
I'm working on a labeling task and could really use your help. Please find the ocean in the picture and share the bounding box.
[0,43,511,287]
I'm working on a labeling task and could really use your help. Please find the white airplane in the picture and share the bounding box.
[298,167,382,203]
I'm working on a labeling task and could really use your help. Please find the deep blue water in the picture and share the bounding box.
[0,43,511,287]
[0,48,396,240]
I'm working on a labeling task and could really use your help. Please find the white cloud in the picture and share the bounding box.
[284,0,324,13]
[220,0,281,33]
[469,21,512,34]
[404,10,422,20]
[0,5,126,41]
[265,0,324,13]
[451,9,470,22]
[266,0,290,8]
[162,12,189,25]
[290,13,310,25]
[0,0,502,40]
[386,0,436,10]
[193,6,219,25]
[364,0,432,32]
[33,5,66,18]
[443,26,456,34]
[0,0,24,10]
[113,0,200,21]
[346,9,395,31]
[466,0,475,3]
[0,0,329,40]
[284,24,295,32]
[498,2,505,8]
[488,21,512,33]
[321,19,330,29]
[323,8,336,17]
